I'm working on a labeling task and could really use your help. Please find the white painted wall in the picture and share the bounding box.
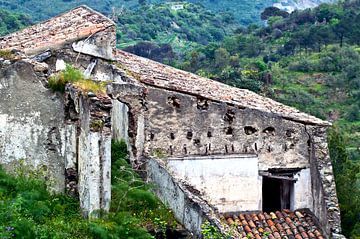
[166,155,262,212]
[292,168,313,211]
[111,100,129,144]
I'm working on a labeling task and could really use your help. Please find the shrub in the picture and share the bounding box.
[0,141,178,238]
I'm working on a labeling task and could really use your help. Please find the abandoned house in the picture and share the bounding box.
[0,6,344,239]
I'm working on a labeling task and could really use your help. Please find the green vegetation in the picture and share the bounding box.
[329,128,360,238]
[0,0,277,25]
[0,140,177,238]
[0,9,31,36]
[0,49,15,60]
[48,65,107,94]
[115,2,238,62]
[169,1,360,236]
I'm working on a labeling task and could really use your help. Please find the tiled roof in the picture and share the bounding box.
[114,49,331,126]
[221,210,325,239]
[0,6,115,55]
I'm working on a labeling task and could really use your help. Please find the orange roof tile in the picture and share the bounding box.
[222,210,324,239]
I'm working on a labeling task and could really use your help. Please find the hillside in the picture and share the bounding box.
[115,2,237,61]
[0,9,32,36]
[170,2,360,236]
[0,0,333,25]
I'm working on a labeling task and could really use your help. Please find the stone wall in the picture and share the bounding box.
[64,85,112,217]
[0,61,66,191]
[0,57,113,217]
[143,86,311,171]
[307,125,342,237]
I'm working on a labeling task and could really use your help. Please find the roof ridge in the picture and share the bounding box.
[74,5,116,26]
[0,5,115,55]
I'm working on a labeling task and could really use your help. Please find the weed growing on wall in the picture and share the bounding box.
[48,64,106,94]
[0,50,15,60]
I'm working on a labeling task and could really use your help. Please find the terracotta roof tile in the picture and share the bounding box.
[221,210,324,239]
[114,49,331,126]
[0,6,115,55]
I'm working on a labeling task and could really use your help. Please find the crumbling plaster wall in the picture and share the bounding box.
[166,155,262,213]
[147,157,230,238]
[0,45,114,217]
[0,61,66,191]
[63,84,112,217]
[143,86,311,170]
[132,85,341,236]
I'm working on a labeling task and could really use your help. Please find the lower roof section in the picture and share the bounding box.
[222,209,324,239]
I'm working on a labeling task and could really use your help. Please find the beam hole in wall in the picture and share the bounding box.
[170,132,175,140]
[183,144,187,154]
[207,131,212,137]
[169,145,173,155]
[197,97,209,110]
[167,96,181,108]
[244,126,258,135]
[285,129,295,138]
[223,109,236,124]
[225,127,234,136]
[193,139,200,146]
[186,131,193,140]
[150,132,155,140]
[263,126,275,135]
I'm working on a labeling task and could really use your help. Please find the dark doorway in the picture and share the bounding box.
[262,176,293,212]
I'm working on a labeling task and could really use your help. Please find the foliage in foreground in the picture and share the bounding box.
[0,140,176,238]
[329,127,360,238]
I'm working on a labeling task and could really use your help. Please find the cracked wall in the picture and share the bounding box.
[143,86,310,170]
[0,61,66,191]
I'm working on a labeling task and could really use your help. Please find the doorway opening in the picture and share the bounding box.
[262,174,294,212]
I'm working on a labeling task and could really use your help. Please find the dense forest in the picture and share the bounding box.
[0,0,359,238]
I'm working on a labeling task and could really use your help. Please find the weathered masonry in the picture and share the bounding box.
[0,6,344,238]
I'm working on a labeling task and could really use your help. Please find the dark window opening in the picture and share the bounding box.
[244,126,258,135]
[225,127,233,135]
[262,176,293,212]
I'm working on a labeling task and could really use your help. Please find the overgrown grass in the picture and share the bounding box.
[48,64,106,94]
[0,141,177,238]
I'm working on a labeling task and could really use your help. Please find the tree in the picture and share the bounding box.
[328,128,360,237]
[261,6,289,20]
[214,47,230,69]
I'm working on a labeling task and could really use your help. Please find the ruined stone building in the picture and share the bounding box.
[0,6,344,239]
